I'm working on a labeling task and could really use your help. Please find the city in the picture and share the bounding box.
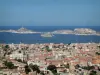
[0,43,100,75]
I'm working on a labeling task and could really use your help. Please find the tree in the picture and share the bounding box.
[68,43,71,45]
[3,45,10,57]
[45,46,51,52]
[96,52,100,55]
[64,63,69,68]
[5,45,9,49]
[7,52,12,55]
[40,71,45,75]
[89,70,97,75]
[4,61,15,69]
[18,51,21,53]
[16,59,22,62]
[82,66,95,70]
[47,65,57,74]
[24,65,31,74]
[29,64,40,74]
[75,64,80,69]
[97,45,100,49]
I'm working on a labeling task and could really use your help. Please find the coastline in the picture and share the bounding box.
[0,27,100,36]
[0,26,100,44]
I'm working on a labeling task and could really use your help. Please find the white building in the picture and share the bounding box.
[10,51,24,61]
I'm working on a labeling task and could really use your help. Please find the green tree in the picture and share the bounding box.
[47,65,57,74]
[96,52,100,55]
[97,45,100,49]
[3,45,10,57]
[16,59,22,62]
[5,45,9,49]
[18,51,21,53]
[4,61,15,69]
[90,70,97,75]
[75,64,80,69]
[40,71,45,75]
[64,63,69,68]
[45,46,51,52]
[24,65,31,74]
[29,64,40,74]
[82,66,94,70]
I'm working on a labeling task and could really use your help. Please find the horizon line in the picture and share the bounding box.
[0,25,100,26]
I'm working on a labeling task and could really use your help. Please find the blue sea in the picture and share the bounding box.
[0,26,100,44]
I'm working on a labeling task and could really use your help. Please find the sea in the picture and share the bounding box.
[0,26,100,44]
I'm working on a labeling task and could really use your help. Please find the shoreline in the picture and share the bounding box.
[0,31,100,36]
[0,42,100,45]
[0,27,100,36]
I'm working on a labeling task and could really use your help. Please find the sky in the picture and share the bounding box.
[0,0,100,26]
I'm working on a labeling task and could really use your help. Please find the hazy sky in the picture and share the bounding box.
[0,0,100,26]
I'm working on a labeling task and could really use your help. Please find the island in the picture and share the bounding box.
[0,27,40,34]
[52,28,100,36]
[41,32,54,37]
[74,28,97,35]
[0,27,100,36]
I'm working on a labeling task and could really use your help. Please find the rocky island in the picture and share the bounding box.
[41,32,54,37]
[0,27,40,34]
[0,27,100,36]
[74,28,97,35]
[52,28,100,36]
